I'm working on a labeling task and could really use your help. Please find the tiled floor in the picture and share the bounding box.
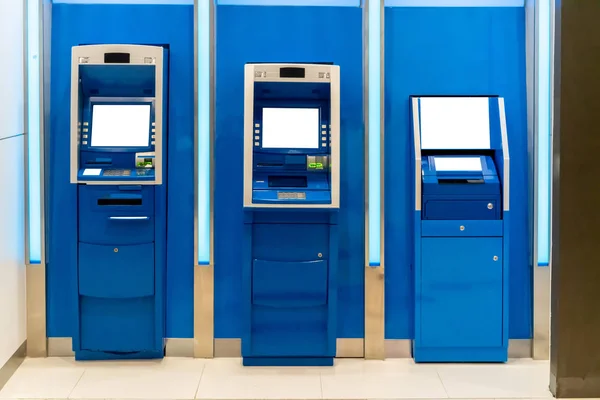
[0,357,553,400]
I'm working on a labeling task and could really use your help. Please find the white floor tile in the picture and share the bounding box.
[196,358,322,399]
[436,361,553,399]
[0,357,555,400]
[0,357,85,399]
[68,358,205,399]
[320,359,448,399]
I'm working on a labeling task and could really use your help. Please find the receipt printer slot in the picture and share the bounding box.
[268,176,308,188]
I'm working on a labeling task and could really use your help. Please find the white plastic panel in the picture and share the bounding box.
[420,97,491,150]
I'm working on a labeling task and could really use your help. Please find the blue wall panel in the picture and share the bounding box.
[384,7,531,339]
[48,4,194,338]
[216,5,364,339]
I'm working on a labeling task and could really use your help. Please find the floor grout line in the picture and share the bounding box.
[66,367,87,399]
[319,370,325,400]
[193,361,207,400]
[434,367,450,399]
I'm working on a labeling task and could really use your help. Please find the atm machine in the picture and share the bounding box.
[242,63,340,366]
[411,96,510,362]
[70,45,167,360]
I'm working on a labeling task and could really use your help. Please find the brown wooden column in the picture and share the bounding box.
[550,0,600,397]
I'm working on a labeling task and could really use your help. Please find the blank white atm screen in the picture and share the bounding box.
[91,104,151,147]
[261,108,320,149]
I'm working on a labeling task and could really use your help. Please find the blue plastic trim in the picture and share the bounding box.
[368,0,381,266]
[53,0,192,4]
[385,0,524,6]
[536,0,551,267]
[26,0,42,264]
[197,0,210,265]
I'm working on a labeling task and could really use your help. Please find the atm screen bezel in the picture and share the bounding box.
[85,96,156,152]
[254,104,329,155]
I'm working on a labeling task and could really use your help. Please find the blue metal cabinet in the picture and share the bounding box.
[78,186,155,245]
[78,242,155,299]
[242,213,338,366]
[76,185,163,359]
[420,237,503,349]
[251,259,329,357]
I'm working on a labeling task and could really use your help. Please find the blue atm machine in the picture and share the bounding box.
[242,63,340,366]
[70,45,167,360]
[411,96,510,362]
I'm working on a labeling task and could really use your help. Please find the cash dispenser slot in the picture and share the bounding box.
[79,186,154,245]
[258,162,284,167]
[268,176,308,188]
[438,178,485,184]
[256,154,306,171]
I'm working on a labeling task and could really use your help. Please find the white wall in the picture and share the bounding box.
[0,0,27,368]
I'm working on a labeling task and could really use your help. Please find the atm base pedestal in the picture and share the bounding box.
[243,357,334,367]
[413,347,507,363]
[75,349,164,361]
[242,209,338,367]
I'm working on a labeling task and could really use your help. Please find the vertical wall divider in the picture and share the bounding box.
[194,0,215,358]
[532,0,551,361]
[25,0,50,358]
[364,0,385,361]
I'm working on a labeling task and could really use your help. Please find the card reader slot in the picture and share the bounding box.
[85,161,112,166]
[268,176,307,188]
[98,198,142,206]
[438,179,484,184]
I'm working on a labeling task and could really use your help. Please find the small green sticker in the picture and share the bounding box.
[308,162,324,170]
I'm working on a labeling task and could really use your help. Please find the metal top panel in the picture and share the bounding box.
[70,44,165,185]
[72,44,163,66]
[247,63,339,83]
